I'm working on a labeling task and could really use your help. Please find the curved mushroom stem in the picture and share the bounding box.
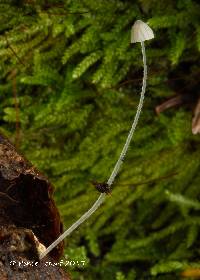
[40,41,148,261]
[107,42,147,186]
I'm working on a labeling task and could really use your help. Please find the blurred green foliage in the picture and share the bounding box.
[0,0,200,279]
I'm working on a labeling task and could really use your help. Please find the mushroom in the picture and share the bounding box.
[40,20,155,260]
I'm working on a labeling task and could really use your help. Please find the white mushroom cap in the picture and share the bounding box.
[131,20,154,43]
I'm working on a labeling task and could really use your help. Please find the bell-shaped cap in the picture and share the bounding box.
[131,20,154,43]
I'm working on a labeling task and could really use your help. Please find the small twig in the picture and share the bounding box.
[39,11,90,16]
[23,2,90,15]
[114,172,178,187]
[110,76,192,91]
[181,268,200,278]
[5,34,26,68]
[155,94,184,115]
[91,172,178,195]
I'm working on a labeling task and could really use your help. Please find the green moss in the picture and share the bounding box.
[0,0,200,279]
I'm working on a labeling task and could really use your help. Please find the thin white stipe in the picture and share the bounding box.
[107,41,146,186]
[39,41,147,260]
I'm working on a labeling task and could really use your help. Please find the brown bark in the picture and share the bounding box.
[0,225,70,279]
[0,134,70,279]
